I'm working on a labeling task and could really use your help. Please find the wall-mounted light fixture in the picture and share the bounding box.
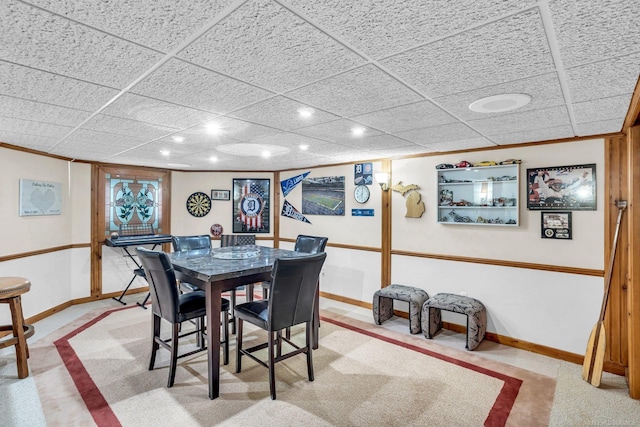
[375,172,390,191]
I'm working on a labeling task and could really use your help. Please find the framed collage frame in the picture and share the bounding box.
[232,178,270,233]
[541,211,572,239]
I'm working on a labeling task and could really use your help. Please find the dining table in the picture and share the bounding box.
[168,244,316,399]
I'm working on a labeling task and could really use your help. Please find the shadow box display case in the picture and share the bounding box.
[437,164,520,226]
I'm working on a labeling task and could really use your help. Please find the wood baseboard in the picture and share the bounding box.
[320,291,627,376]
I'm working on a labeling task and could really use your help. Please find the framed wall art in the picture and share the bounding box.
[541,211,572,239]
[527,163,596,210]
[301,176,345,216]
[232,178,270,233]
[211,189,230,201]
[19,179,62,216]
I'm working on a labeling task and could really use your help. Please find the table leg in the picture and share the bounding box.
[206,286,222,399]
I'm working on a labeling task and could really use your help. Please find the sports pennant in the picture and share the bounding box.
[281,200,311,224]
[280,171,310,197]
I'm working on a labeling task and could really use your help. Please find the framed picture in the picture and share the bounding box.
[211,189,230,201]
[541,211,572,239]
[19,179,62,216]
[301,176,345,216]
[527,163,596,210]
[232,178,270,233]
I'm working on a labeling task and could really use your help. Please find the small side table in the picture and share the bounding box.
[0,277,35,378]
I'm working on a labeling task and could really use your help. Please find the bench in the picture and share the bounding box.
[373,284,429,334]
[421,293,486,350]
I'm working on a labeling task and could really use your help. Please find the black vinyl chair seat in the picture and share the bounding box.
[235,252,327,400]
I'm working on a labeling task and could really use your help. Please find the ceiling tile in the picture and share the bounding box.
[576,119,624,136]
[572,95,632,125]
[394,122,482,146]
[179,0,366,92]
[286,64,424,117]
[0,130,59,152]
[0,61,119,111]
[0,1,162,88]
[286,0,538,59]
[423,137,495,152]
[228,96,340,131]
[565,53,640,103]
[0,96,91,127]
[294,119,383,144]
[381,9,555,97]
[24,0,237,52]
[80,115,179,140]
[549,0,640,67]
[489,125,575,145]
[0,116,72,139]
[350,101,457,133]
[467,106,572,135]
[102,93,219,130]
[131,59,274,114]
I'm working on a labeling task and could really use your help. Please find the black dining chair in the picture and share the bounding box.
[219,234,256,333]
[171,235,212,293]
[136,247,230,388]
[261,235,328,299]
[235,252,327,400]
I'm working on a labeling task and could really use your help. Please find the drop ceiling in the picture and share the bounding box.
[1,0,638,171]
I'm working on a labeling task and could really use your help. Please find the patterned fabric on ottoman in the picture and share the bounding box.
[422,293,487,350]
[373,284,429,334]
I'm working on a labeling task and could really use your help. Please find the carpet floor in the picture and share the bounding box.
[27,305,555,427]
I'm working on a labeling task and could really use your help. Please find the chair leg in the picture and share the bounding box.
[197,316,205,349]
[9,296,29,378]
[268,330,276,400]
[262,286,268,299]
[148,315,161,370]
[168,323,179,388]
[235,318,243,373]
[223,309,229,365]
[306,321,314,382]
[230,290,236,334]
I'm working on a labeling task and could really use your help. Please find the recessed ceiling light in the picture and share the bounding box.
[210,156,218,162]
[205,123,222,135]
[262,151,271,158]
[469,93,531,113]
[351,126,366,136]
[172,135,185,143]
[299,144,309,150]
[160,149,170,156]
[298,107,314,118]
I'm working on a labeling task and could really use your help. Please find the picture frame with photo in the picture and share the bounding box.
[541,211,572,239]
[211,189,230,201]
[527,163,596,210]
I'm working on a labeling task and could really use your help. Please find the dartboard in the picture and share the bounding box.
[186,192,211,217]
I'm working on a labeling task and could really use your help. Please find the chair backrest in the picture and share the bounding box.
[136,247,180,323]
[172,235,212,252]
[294,235,328,254]
[220,234,256,247]
[268,252,327,331]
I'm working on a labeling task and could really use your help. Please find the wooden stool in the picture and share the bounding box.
[0,277,35,378]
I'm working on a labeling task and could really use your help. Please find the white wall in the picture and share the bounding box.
[0,139,607,356]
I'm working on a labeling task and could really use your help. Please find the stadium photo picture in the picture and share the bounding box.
[301,176,345,216]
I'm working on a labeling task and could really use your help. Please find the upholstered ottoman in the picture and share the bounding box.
[373,284,429,334]
[422,293,487,350]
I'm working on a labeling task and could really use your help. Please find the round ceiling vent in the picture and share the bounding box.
[468,93,532,113]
